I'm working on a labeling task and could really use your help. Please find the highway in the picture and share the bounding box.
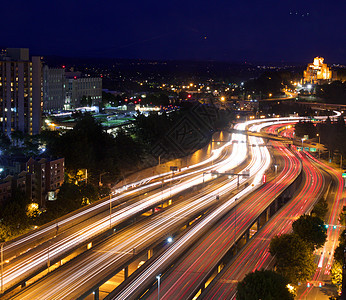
[8,123,252,299]
[297,153,344,299]
[138,123,301,300]
[0,131,243,293]
[109,135,271,299]
[202,146,326,299]
[4,114,339,299]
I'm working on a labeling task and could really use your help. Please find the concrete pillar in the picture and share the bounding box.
[124,266,129,280]
[94,288,99,300]
[245,230,250,242]
[148,248,153,260]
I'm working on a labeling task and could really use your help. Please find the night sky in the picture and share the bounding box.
[2,0,345,63]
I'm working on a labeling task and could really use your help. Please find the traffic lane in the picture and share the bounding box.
[10,168,246,300]
[203,149,325,299]
[144,143,298,300]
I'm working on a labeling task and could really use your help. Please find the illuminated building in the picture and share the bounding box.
[0,48,42,137]
[65,71,102,109]
[0,156,64,206]
[43,67,102,111]
[303,57,332,84]
[43,65,66,112]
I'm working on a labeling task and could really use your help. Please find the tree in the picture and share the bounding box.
[0,132,11,153]
[269,233,316,284]
[237,270,294,300]
[331,260,342,293]
[80,95,92,107]
[294,121,316,138]
[0,188,31,241]
[311,198,328,220]
[339,206,346,226]
[316,81,346,104]
[292,214,327,250]
[333,229,346,264]
[51,113,120,184]
[114,129,142,169]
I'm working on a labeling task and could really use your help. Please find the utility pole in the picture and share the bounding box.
[156,274,161,300]
[0,242,4,294]
[109,194,112,229]
[234,198,238,253]
[47,241,51,273]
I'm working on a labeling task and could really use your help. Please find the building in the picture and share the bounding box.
[0,177,12,204]
[0,48,42,137]
[43,65,66,112]
[0,156,64,207]
[26,157,64,206]
[65,72,102,108]
[303,57,333,84]
[42,67,102,111]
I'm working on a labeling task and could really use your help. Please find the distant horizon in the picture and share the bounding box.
[28,53,344,67]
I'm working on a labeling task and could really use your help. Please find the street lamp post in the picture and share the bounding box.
[156,274,161,300]
[1,242,4,293]
[234,198,238,254]
[274,164,278,198]
[99,172,108,186]
[341,154,343,170]
[317,133,320,159]
[202,172,207,187]
[47,241,51,273]
[301,138,304,151]
[109,194,112,229]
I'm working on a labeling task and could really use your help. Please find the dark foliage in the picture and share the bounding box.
[316,81,346,104]
[292,214,327,250]
[269,233,316,284]
[311,198,328,220]
[237,270,294,300]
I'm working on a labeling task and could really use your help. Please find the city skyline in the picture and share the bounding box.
[1,0,345,63]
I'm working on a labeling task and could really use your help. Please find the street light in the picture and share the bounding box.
[301,138,305,151]
[110,194,112,229]
[234,198,238,253]
[47,240,51,273]
[316,133,320,159]
[156,274,161,300]
[274,164,278,198]
[1,242,4,293]
[99,172,109,187]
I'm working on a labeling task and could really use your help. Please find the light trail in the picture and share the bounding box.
[10,124,252,299]
[6,112,340,298]
[202,137,325,299]
[112,124,271,300]
[298,152,344,299]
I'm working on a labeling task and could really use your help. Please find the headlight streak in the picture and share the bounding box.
[112,126,271,300]
[142,128,301,300]
[3,134,240,290]
[203,140,326,300]
[7,112,341,298]
[11,131,252,299]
